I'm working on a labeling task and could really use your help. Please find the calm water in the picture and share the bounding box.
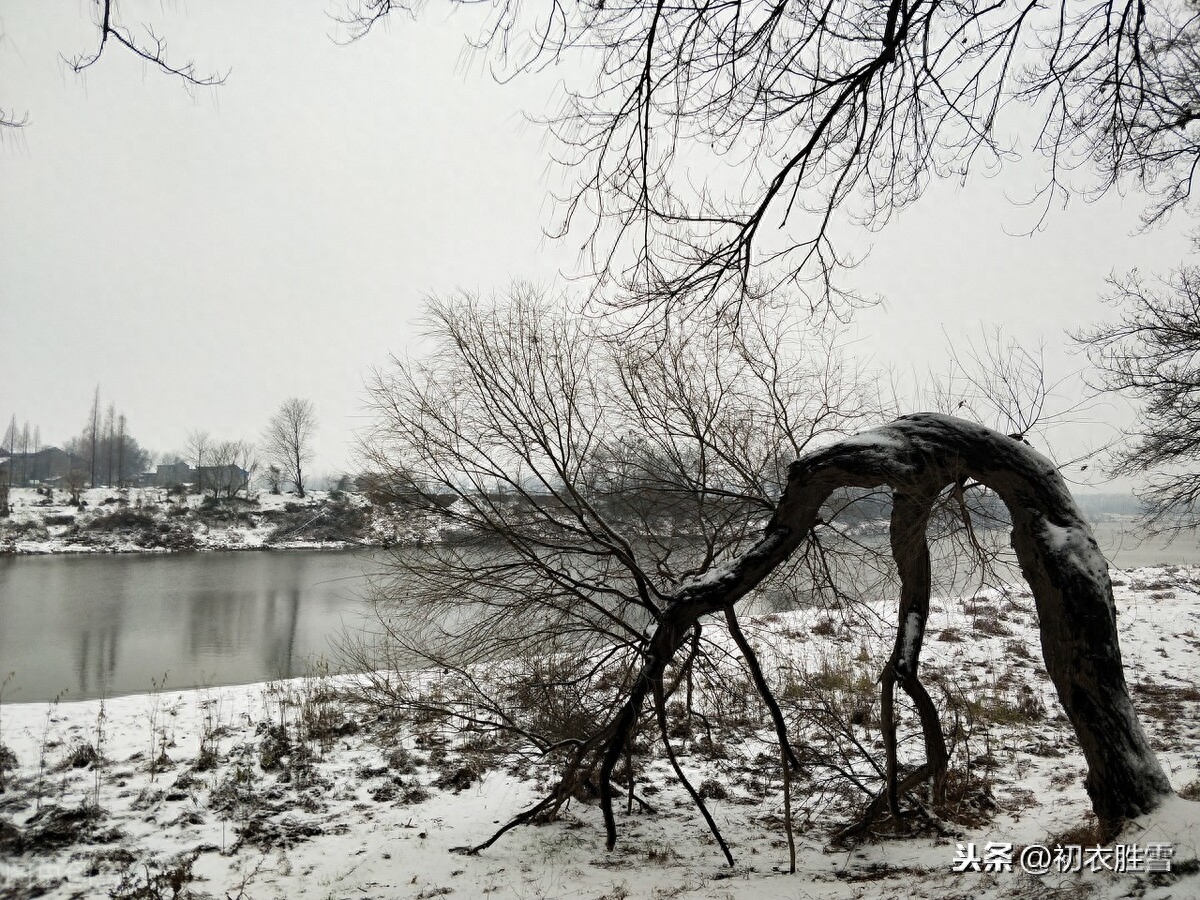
[0,521,1196,704]
[0,550,383,704]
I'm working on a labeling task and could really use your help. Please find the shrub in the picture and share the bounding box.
[88,509,155,530]
[1,520,50,541]
[265,499,367,544]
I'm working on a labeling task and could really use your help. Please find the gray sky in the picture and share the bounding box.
[1,1,1194,485]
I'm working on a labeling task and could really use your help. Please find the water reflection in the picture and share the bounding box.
[0,551,375,703]
[264,589,303,680]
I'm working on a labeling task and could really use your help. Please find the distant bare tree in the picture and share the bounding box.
[63,468,88,506]
[115,414,127,487]
[86,386,101,488]
[19,422,30,486]
[6,421,19,486]
[2,418,16,497]
[235,441,259,498]
[0,420,11,516]
[103,403,116,486]
[265,464,284,495]
[262,399,317,499]
[186,430,212,496]
[201,440,259,499]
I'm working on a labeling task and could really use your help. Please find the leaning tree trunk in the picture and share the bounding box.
[465,413,1172,855]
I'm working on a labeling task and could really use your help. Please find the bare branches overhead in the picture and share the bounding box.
[66,0,228,88]
[22,0,1196,316]
[343,0,1200,320]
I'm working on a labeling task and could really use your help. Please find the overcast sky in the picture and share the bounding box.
[2,1,1195,488]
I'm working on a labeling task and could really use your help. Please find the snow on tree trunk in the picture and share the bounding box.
[650,414,1171,826]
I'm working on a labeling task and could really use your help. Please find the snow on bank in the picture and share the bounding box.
[1,567,1198,899]
[0,487,372,555]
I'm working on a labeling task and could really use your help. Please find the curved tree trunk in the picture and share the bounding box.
[467,413,1172,855]
[643,414,1172,824]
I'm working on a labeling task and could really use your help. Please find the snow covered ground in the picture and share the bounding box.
[0,488,372,555]
[1,566,1198,899]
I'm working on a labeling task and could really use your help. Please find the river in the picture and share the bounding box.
[0,550,383,705]
[0,521,1196,704]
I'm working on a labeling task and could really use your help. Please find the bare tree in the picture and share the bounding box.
[104,403,116,487]
[556,413,1169,851]
[354,288,1172,861]
[186,430,212,496]
[2,417,16,497]
[1076,259,1200,530]
[355,286,894,856]
[18,422,30,486]
[200,440,259,499]
[0,418,12,517]
[86,386,101,488]
[262,398,317,499]
[234,441,259,498]
[115,414,127,487]
[63,468,88,506]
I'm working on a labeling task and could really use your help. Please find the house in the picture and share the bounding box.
[150,462,251,497]
[154,462,195,488]
[0,446,85,486]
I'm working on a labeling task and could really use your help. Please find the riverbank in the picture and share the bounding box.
[1,566,1198,898]
[0,487,378,555]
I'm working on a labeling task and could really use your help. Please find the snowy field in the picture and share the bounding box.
[1,566,1199,899]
